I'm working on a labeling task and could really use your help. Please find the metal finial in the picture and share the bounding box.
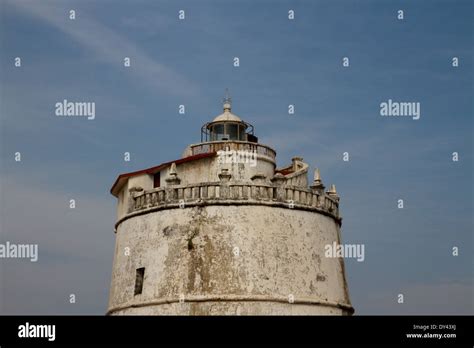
[223,88,232,111]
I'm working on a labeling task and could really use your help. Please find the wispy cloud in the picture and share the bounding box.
[6,0,198,96]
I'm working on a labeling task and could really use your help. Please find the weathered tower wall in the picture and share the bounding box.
[108,191,352,315]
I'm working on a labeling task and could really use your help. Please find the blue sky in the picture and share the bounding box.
[0,0,472,314]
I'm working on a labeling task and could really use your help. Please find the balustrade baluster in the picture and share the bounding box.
[193,187,199,200]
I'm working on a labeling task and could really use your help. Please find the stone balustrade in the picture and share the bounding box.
[125,181,341,225]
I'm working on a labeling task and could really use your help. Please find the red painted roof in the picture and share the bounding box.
[110,152,216,196]
[275,168,293,175]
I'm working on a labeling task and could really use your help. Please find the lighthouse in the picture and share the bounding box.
[107,93,354,315]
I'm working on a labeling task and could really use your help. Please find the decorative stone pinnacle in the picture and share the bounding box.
[327,184,339,202]
[313,168,322,184]
[310,168,325,192]
[166,162,181,185]
[169,162,177,175]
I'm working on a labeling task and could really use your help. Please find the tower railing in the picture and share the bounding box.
[126,182,340,224]
[189,141,276,160]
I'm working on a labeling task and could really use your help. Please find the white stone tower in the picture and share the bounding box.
[108,94,353,315]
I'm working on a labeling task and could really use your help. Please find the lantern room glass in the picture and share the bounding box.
[211,124,225,141]
[227,123,238,140]
[203,121,253,142]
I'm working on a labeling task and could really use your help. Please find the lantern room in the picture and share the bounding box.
[200,93,258,143]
